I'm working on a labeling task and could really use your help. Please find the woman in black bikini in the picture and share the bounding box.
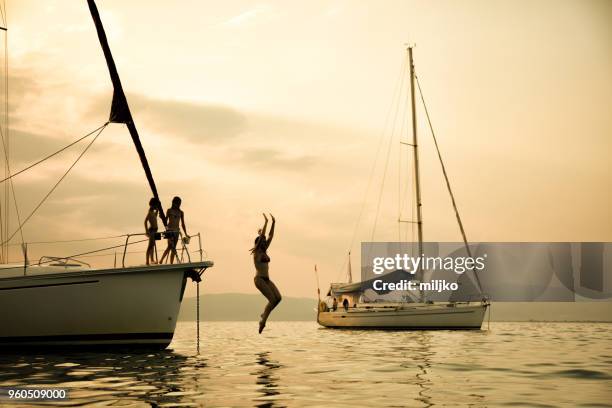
[251,213,281,333]
[144,197,160,265]
[160,196,188,264]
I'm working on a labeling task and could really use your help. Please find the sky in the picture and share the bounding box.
[0,0,610,298]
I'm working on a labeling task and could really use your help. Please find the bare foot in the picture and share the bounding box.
[258,319,266,334]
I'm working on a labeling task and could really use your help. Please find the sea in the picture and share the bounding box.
[0,322,610,407]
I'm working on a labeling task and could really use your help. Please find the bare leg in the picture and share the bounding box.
[169,238,178,264]
[254,277,282,333]
[146,238,156,265]
[167,234,181,264]
[160,241,172,264]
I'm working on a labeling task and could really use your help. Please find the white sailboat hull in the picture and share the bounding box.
[318,302,487,329]
[0,262,212,348]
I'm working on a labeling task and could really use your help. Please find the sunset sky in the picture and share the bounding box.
[2,0,611,298]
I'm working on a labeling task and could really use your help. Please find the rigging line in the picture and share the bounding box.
[0,26,24,254]
[5,233,128,246]
[6,20,9,260]
[0,23,6,261]
[398,70,412,242]
[334,56,408,282]
[2,11,7,262]
[62,247,208,259]
[5,25,9,249]
[397,94,402,242]
[0,237,148,272]
[4,22,8,262]
[62,238,147,261]
[0,39,3,258]
[371,55,407,242]
[0,31,3,261]
[71,249,145,259]
[0,0,5,28]
[0,194,3,261]
[0,123,108,184]
[414,74,484,294]
[0,122,109,247]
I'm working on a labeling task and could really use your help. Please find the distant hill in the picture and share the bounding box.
[178,293,317,321]
[178,294,612,322]
[488,301,612,322]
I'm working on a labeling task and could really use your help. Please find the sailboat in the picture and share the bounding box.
[317,46,489,329]
[0,1,212,348]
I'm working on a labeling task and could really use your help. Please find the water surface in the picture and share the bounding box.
[0,322,610,407]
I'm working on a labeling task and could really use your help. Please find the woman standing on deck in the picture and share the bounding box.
[160,196,188,264]
[252,213,281,333]
[144,197,160,265]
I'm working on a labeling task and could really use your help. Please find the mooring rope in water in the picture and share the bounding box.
[196,281,200,354]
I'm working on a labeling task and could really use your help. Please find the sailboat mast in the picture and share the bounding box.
[408,46,424,300]
[347,251,353,284]
[87,0,167,226]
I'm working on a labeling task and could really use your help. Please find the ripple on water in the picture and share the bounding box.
[0,322,610,407]
[554,369,612,380]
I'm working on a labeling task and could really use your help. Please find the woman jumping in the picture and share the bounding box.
[252,213,281,334]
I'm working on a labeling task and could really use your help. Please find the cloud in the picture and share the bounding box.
[221,5,272,28]
[86,92,324,172]
[88,93,247,144]
[234,147,316,171]
[134,95,247,144]
[8,69,331,191]
[5,71,56,118]
[8,127,114,167]
[4,129,59,163]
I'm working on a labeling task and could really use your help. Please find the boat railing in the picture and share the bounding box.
[12,231,206,276]
[121,231,204,268]
[456,293,491,304]
[37,256,91,268]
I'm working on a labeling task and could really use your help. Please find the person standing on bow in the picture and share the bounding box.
[144,197,160,265]
[160,196,188,264]
[252,213,281,333]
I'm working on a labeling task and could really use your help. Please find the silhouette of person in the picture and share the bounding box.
[252,213,281,333]
[144,197,160,265]
[160,196,188,264]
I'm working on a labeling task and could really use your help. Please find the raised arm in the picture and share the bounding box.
[261,213,269,236]
[266,214,275,247]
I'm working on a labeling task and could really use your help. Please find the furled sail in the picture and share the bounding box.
[87,0,167,225]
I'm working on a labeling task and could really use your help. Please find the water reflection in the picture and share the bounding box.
[413,332,433,408]
[253,351,283,407]
[0,350,202,406]
[0,322,609,407]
